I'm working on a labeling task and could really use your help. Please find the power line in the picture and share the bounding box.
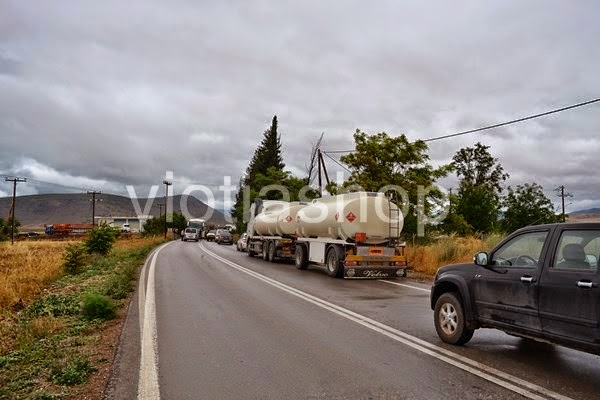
[321,151,351,174]
[322,97,600,154]
[423,97,600,143]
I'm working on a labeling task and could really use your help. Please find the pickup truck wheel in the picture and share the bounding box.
[262,241,270,261]
[268,242,277,262]
[434,292,474,345]
[295,244,309,270]
[325,245,344,278]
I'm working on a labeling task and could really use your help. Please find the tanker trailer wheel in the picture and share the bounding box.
[295,244,309,270]
[247,243,256,257]
[262,241,270,261]
[268,241,277,263]
[326,245,344,278]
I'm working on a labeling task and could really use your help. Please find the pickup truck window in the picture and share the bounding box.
[552,230,600,271]
[491,231,548,267]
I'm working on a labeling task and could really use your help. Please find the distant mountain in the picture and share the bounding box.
[570,208,600,214]
[0,193,228,229]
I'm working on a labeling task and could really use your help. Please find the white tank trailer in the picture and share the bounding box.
[246,192,407,279]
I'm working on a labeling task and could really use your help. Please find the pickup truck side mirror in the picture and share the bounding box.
[474,252,489,266]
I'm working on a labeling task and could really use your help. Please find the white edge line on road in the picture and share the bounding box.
[137,241,172,400]
[138,244,170,343]
[377,279,431,293]
[200,242,572,400]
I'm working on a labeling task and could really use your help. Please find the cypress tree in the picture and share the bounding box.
[232,115,285,231]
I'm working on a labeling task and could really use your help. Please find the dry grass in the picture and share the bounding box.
[113,235,164,250]
[0,241,75,309]
[0,236,163,310]
[406,234,504,275]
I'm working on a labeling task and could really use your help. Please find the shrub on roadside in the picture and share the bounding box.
[30,390,59,400]
[24,295,81,318]
[51,355,96,386]
[81,293,116,320]
[103,273,132,300]
[85,225,116,255]
[63,244,87,274]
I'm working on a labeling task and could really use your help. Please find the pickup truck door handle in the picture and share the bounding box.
[577,280,596,288]
[520,276,534,283]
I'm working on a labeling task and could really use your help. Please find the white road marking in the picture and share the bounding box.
[377,278,431,293]
[137,242,172,400]
[201,242,572,400]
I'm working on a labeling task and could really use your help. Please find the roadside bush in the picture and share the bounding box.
[85,225,116,255]
[51,356,96,386]
[30,390,59,400]
[25,295,80,318]
[81,293,116,320]
[103,273,132,300]
[63,244,87,274]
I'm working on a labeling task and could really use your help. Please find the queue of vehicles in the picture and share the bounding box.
[184,197,600,357]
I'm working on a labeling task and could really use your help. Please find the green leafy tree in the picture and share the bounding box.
[142,217,163,236]
[502,183,560,232]
[452,142,508,233]
[143,212,187,236]
[250,167,319,202]
[336,129,450,235]
[440,193,474,235]
[0,217,20,241]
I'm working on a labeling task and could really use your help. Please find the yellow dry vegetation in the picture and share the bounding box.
[406,234,504,275]
[0,240,74,309]
[0,236,163,310]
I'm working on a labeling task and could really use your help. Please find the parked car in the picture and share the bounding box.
[121,223,131,233]
[182,227,200,242]
[215,229,233,245]
[206,230,216,242]
[431,223,600,355]
[237,233,248,252]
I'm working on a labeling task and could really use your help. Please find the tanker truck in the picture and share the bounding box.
[246,191,407,279]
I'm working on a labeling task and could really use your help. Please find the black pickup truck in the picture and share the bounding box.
[431,223,600,355]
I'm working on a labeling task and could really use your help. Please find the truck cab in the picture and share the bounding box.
[431,223,600,355]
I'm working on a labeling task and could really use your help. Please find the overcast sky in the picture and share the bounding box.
[1,1,599,212]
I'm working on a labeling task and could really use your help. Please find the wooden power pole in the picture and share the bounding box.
[87,190,102,226]
[5,177,27,245]
[162,180,172,238]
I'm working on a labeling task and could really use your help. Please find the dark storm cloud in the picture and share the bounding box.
[0,0,599,212]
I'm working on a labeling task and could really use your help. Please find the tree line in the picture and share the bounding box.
[232,118,560,238]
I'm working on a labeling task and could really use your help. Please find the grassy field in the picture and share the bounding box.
[406,234,504,276]
[0,236,165,400]
[0,241,76,310]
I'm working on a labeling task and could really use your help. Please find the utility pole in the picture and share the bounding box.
[162,180,172,238]
[87,190,102,226]
[5,177,27,245]
[317,149,322,196]
[554,185,573,223]
[157,203,164,219]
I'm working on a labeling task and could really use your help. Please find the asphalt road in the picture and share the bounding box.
[106,240,600,400]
